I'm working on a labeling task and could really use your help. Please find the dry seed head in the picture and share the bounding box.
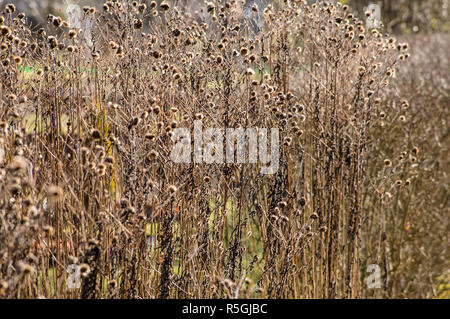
[278,201,287,209]
[280,215,289,223]
[6,4,16,13]
[97,163,106,171]
[240,47,249,57]
[0,25,11,37]
[28,206,39,218]
[108,280,117,289]
[168,185,178,195]
[104,156,114,165]
[68,29,77,39]
[134,19,143,29]
[246,68,255,76]
[79,263,91,277]
[42,225,54,236]
[88,239,99,247]
[283,137,292,147]
[386,68,394,77]
[13,56,22,65]
[48,185,63,203]
[401,99,409,109]
[23,197,33,207]
[160,2,171,11]
[138,3,147,13]
[52,16,62,28]
[90,129,101,139]
[47,36,58,49]
[358,66,366,76]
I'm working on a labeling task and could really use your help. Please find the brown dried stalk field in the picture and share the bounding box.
[0,1,448,299]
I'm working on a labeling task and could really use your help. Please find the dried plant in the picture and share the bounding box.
[0,1,447,299]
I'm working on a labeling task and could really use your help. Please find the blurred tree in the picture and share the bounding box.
[1,0,447,33]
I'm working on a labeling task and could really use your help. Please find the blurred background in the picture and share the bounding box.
[1,0,449,34]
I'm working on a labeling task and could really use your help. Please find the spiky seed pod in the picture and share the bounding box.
[384,159,392,167]
[0,25,11,37]
[168,185,177,195]
[90,129,101,139]
[206,2,215,14]
[47,36,58,49]
[240,47,249,57]
[299,197,306,207]
[160,2,171,11]
[13,56,22,65]
[79,263,91,277]
[138,4,147,13]
[68,29,77,39]
[52,16,62,28]
[134,19,143,29]
[172,29,181,37]
[6,4,16,13]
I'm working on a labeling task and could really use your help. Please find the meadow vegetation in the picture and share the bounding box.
[0,0,448,298]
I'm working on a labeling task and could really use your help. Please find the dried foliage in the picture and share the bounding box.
[0,1,447,299]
